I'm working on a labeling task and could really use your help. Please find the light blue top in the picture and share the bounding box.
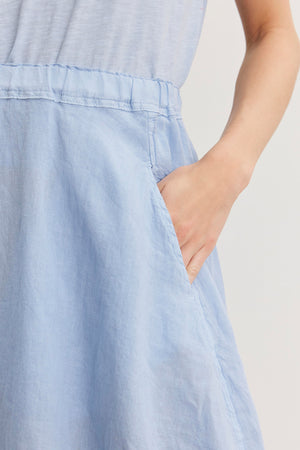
[0,0,208,88]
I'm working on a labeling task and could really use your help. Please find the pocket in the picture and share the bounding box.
[145,111,199,292]
[146,164,194,292]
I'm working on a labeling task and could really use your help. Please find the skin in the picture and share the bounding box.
[157,0,300,285]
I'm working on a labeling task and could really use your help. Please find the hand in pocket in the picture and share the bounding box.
[156,146,251,284]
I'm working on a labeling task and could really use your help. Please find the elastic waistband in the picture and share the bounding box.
[0,63,182,118]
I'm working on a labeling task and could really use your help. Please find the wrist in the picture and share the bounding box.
[201,141,255,196]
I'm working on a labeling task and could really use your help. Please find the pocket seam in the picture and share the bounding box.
[146,113,244,441]
[145,164,194,293]
[146,111,160,169]
[145,111,194,292]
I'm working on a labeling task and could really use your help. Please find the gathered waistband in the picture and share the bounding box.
[0,63,182,118]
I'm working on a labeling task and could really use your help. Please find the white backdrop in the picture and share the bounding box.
[180,1,300,449]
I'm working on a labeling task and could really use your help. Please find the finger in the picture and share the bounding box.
[186,246,209,284]
[180,240,199,268]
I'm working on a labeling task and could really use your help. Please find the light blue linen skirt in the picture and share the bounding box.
[0,63,265,449]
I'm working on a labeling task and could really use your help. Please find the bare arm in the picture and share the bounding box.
[157,0,300,283]
[210,0,300,191]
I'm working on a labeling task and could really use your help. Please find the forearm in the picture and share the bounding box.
[206,28,300,194]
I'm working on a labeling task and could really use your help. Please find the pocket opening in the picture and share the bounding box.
[146,165,194,293]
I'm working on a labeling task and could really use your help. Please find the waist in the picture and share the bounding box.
[0,63,182,118]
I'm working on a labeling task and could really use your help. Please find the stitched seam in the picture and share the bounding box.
[0,62,183,117]
[0,62,181,90]
[192,282,246,449]
[145,162,193,293]
[146,112,159,168]
[148,175,192,291]
[0,90,182,118]
[146,112,193,292]
[145,112,246,446]
[149,176,247,447]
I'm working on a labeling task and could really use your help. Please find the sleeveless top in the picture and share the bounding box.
[0,0,208,88]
